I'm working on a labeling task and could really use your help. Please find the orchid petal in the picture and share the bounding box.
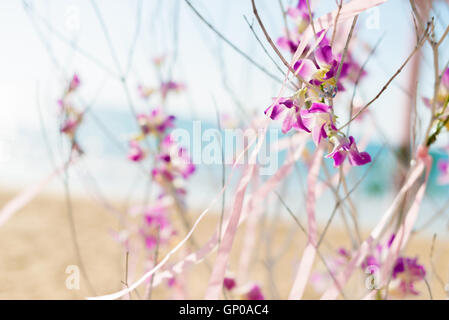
[282,110,295,133]
[348,150,371,166]
[332,151,346,167]
[265,103,284,120]
[308,102,331,113]
[315,45,334,68]
[293,59,318,81]
[311,123,325,146]
[295,113,311,133]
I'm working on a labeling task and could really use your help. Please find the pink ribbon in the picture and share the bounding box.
[0,159,73,227]
[321,148,430,300]
[288,146,323,299]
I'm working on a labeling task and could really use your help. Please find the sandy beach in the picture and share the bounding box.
[0,190,447,300]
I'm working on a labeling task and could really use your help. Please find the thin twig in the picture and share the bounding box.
[184,0,287,86]
[243,15,289,80]
[331,0,343,46]
[340,24,431,129]
[335,16,358,85]
[125,0,143,76]
[250,0,316,89]
[429,234,447,291]
[348,34,386,135]
[306,0,317,37]
[276,192,347,299]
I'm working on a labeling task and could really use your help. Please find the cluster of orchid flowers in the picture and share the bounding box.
[265,0,370,168]
[58,73,84,154]
[139,195,177,251]
[360,236,426,297]
[311,236,426,298]
[223,275,265,300]
[124,60,195,257]
[277,0,365,86]
[127,108,195,194]
[129,127,194,253]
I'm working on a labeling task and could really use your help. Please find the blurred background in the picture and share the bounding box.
[0,0,449,299]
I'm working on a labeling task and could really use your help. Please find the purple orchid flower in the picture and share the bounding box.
[160,81,185,99]
[276,0,316,54]
[137,108,175,136]
[287,0,310,21]
[141,199,176,250]
[296,44,362,93]
[327,135,371,167]
[60,115,82,137]
[312,237,426,297]
[277,36,300,54]
[264,97,311,134]
[127,140,145,162]
[68,73,80,92]
[392,257,426,296]
[246,284,265,300]
[152,135,196,182]
[311,45,346,92]
[59,74,83,138]
[223,277,237,291]
[145,210,170,230]
[300,102,337,145]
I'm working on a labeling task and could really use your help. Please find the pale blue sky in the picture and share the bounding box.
[0,0,449,193]
[1,0,448,138]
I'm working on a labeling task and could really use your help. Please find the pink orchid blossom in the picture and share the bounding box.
[264,97,310,134]
[152,135,196,182]
[264,42,372,167]
[312,238,426,298]
[277,1,311,53]
[141,200,176,251]
[223,277,237,291]
[300,102,337,145]
[160,81,185,99]
[327,135,371,167]
[391,257,426,297]
[60,114,83,138]
[68,73,80,92]
[127,140,145,162]
[245,284,265,300]
[137,108,175,136]
[59,74,83,143]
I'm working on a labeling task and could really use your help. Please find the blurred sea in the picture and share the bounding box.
[2,107,448,235]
